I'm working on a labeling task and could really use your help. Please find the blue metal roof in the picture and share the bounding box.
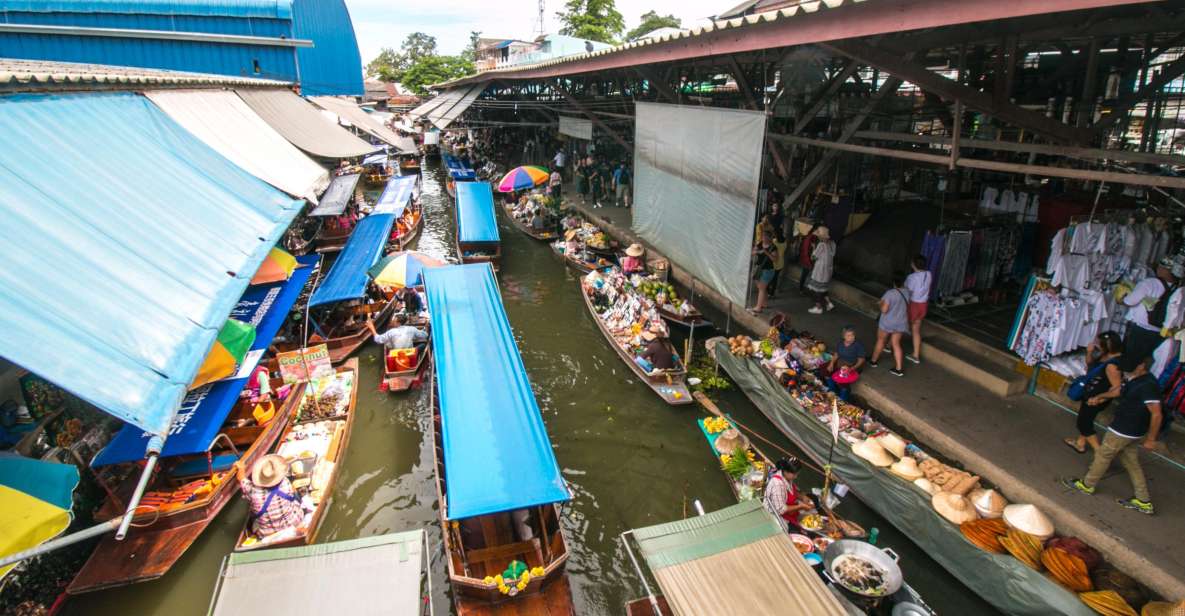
[92,255,317,467]
[373,175,417,217]
[1,0,293,19]
[0,92,302,444]
[442,153,475,180]
[290,0,363,95]
[424,264,568,519]
[308,213,395,307]
[455,181,499,244]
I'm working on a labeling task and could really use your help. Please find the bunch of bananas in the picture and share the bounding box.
[704,417,730,434]
[1078,590,1138,616]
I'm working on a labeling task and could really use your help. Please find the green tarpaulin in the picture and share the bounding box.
[713,343,1095,616]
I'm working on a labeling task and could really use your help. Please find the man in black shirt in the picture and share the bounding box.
[1063,358,1163,515]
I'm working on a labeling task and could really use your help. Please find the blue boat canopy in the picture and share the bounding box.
[308,214,395,308]
[91,255,317,467]
[308,173,360,217]
[455,181,499,244]
[0,92,302,444]
[442,154,475,181]
[372,175,418,217]
[424,264,568,519]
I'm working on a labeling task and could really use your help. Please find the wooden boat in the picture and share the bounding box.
[365,165,393,186]
[428,369,575,616]
[399,155,421,174]
[66,379,307,594]
[304,298,397,364]
[313,219,354,254]
[503,203,560,241]
[446,178,457,198]
[234,358,359,552]
[458,238,501,271]
[382,328,431,393]
[579,277,692,405]
[393,204,423,251]
[550,242,612,275]
[657,303,710,329]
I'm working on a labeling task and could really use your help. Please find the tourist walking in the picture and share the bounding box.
[870,273,910,377]
[575,161,589,205]
[1064,357,1163,515]
[1064,332,1124,454]
[749,233,778,315]
[798,223,819,293]
[904,256,932,364]
[612,162,631,207]
[805,227,835,314]
[548,168,563,202]
[1119,257,1178,369]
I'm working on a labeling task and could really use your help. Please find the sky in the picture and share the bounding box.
[344,0,728,65]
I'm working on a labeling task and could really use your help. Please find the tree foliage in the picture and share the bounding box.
[365,47,402,82]
[365,31,474,92]
[462,31,482,63]
[401,55,475,96]
[556,0,624,44]
[626,10,681,41]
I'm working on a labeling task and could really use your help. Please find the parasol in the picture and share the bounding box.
[368,251,446,289]
[250,247,298,285]
[0,457,79,581]
[190,319,256,389]
[496,165,550,192]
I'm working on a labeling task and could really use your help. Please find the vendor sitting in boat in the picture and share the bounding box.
[394,286,423,316]
[530,209,549,233]
[762,457,813,533]
[367,313,428,354]
[638,330,675,372]
[238,454,303,538]
[621,243,646,275]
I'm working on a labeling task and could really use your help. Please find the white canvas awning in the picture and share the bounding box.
[236,89,378,159]
[145,90,329,203]
[409,84,484,129]
[308,96,418,155]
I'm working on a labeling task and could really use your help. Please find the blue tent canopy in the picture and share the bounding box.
[309,173,360,217]
[92,255,319,467]
[308,214,395,308]
[424,264,568,519]
[455,181,499,244]
[372,175,418,217]
[442,153,475,181]
[0,92,302,443]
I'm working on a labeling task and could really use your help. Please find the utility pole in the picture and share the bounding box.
[535,0,546,36]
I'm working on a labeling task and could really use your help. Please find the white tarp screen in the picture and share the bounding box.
[559,115,593,140]
[632,102,765,305]
[145,90,329,203]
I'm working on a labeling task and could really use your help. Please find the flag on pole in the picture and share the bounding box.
[831,399,840,443]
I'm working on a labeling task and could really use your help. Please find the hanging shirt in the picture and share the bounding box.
[1051,254,1090,291]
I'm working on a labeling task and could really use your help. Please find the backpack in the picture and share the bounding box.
[1148,282,1177,328]
[1067,359,1116,402]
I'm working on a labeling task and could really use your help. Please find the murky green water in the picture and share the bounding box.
[68,161,998,615]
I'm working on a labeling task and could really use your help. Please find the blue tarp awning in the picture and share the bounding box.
[456,181,499,244]
[91,255,318,467]
[309,173,360,217]
[442,154,475,180]
[0,92,303,444]
[308,214,395,307]
[372,175,418,217]
[424,264,568,519]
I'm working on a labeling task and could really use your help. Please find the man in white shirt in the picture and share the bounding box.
[904,255,932,364]
[1121,258,1177,370]
[553,149,565,179]
[366,314,428,353]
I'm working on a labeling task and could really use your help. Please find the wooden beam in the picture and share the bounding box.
[822,39,1095,144]
[853,129,1185,166]
[727,55,759,110]
[551,82,631,150]
[771,133,951,165]
[1093,52,1185,134]
[1078,38,1101,127]
[793,59,859,135]
[635,66,678,104]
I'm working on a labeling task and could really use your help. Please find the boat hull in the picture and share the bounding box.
[503,203,560,241]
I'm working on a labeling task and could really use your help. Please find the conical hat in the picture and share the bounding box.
[713,429,747,456]
[972,489,1008,519]
[852,438,894,467]
[932,491,978,524]
[890,456,924,481]
[1003,504,1054,540]
[876,433,907,458]
[913,478,937,495]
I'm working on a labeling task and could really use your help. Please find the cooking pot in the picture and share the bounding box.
[822,539,904,597]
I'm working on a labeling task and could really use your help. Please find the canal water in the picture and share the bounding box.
[69,161,999,615]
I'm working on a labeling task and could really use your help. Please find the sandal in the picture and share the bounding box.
[1063,438,1087,454]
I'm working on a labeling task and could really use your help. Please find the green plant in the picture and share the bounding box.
[722,444,752,479]
[688,354,732,395]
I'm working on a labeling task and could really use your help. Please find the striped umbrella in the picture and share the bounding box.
[496,165,550,192]
[0,457,79,581]
[250,247,298,285]
[368,251,446,289]
[190,319,256,389]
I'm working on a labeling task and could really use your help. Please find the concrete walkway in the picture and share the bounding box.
[563,196,1185,601]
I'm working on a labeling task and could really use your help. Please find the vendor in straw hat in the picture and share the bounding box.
[621,243,646,275]
[762,457,813,533]
[237,454,303,537]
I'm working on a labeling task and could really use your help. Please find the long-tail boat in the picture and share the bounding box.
[362,151,393,186]
[67,261,317,593]
[579,269,693,405]
[373,175,423,251]
[442,153,475,198]
[398,154,421,175]
[455,181,501,270]
[424,264,574,616]
[234,357,359,551]
[283,214,398,364]
[503,200,559,241]
[309,172,362,254]
[382,325,430,393]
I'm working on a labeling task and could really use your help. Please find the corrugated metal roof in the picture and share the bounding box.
[2,0,293,19]
[0,58,289,91]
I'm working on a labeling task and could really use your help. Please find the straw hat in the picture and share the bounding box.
[972,489,1008,519]
[1003,504,1054,540]
[713,429,747,456]
[625,243,645,257]
[1142,600,1185,616]
[890,456,924,481]
[641,330,658,342]
[913,478,937,495]
[852,438,894,467]
[932,492,979,524]
[251,454,289,488]
[876,433,908,458]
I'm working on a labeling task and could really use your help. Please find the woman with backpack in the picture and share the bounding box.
[1064,332,1125,454]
